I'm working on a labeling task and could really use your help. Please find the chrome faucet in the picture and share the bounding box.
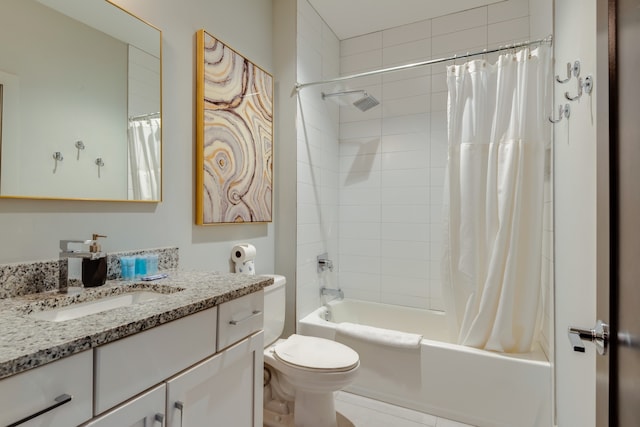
[317,252,334,273]
[58,238,105,293]
[320,286,344,301]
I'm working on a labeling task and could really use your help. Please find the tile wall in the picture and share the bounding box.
[295,0,341,320]
[295,0,553,358]
[336,1,532,311]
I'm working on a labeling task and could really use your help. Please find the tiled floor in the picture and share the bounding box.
[335,392,476,427]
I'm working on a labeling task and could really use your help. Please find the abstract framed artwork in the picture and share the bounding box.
[196,29,274,224]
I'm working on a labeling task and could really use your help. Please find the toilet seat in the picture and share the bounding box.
[273,334,359,372]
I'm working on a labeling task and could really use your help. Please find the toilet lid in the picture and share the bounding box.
[274,334,359,371]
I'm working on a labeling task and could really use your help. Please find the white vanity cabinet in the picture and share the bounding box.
[0,288,265,427]
[0,350,93,427]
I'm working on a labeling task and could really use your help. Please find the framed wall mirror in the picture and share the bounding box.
[0,0,162,201]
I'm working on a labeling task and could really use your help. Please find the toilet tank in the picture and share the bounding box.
[262,274,286,347]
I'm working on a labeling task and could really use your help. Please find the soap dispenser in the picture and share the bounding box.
[82,234,107,287]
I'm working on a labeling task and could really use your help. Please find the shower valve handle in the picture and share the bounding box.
[568,320,609,356]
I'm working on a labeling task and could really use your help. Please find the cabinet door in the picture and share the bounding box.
[166,331,263,427]
[82,384,165,427]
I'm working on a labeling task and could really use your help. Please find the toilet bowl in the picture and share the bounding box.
[262,275,359,427]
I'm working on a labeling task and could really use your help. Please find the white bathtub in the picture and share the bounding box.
[299,299,552,427]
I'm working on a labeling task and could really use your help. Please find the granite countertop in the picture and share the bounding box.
[0,270,273,380]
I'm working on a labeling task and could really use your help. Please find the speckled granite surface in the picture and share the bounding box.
[0,247,179,299]
[0,270,272,380]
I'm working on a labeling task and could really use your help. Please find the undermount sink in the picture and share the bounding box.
[25,284,183,322]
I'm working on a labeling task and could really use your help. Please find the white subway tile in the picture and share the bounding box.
[383,19,432,47]
[382,65,432,84]
[381,186,429,206]
[341,255,381,273]
[339,271,382,291]
[339,187,381,205]
[430,91,448,112]
[340,204,381,223]
[431,72,448,92]
[383,75,431,100]
[341,49,383,74]
[341,32,383,57]
[339,153,381,175]
[380,275,430,299]
[298,223,322,245]
[340,170,382,189]
[382,113,430,136]
[381,169,429,187]
[383,38,431,66]
[339,136,380,157]
[340,238,382,257]
[381,204,430,224]
[380,149,429,171]
[381,132,430,153]
[432,27,487,56]
[432,7,488,36]
[381,222,429,241]
[430,167,446,187]
[488,17,530,45]
[488,0,529,24]
[381,258,429,279]
[380,293,429,310]
[382,95,430,118]
[339,118,382,139]
[381,240,429,260]
[298,203,320,225]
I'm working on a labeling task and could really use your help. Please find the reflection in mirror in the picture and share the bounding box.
[0,0,161,201]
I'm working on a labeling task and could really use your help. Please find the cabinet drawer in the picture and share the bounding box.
[94,307,217,415]
[217,290,263,350]
[0,350,93,427]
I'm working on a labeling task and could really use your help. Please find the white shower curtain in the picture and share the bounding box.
[128,117,161,200]
[442,46,551,353]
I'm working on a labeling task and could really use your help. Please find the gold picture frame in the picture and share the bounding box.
[195,29,274,224]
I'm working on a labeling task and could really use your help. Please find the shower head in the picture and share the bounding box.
[321,89,380,112]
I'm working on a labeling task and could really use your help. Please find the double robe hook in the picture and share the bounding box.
[549,103,570,124]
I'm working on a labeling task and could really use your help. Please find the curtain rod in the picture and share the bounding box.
[292,35,553,95]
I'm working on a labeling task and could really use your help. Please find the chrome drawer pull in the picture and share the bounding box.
[7,394,72,427]
[174,401,184,427]
[229,310,262,325]
[154,413,165,426]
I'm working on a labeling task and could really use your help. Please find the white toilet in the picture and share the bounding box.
[262,275,359,427]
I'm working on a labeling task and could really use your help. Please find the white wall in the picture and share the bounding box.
[0,0,276,277]
[336,0,532,311]
[295,0,341,321]
[554,0,599,424]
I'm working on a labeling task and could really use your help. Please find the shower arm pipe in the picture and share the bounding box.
[292,35,553,95]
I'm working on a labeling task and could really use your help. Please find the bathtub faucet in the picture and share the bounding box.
[320,286,344,301]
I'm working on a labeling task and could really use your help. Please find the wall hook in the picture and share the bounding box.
[565,75,593,101]
[549,103,570,123]
[95,157,104,178]
[556,61,581,84]
[75,140,85,160]
[52,151,63,173]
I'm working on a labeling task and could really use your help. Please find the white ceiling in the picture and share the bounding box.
[307,0,507,40]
